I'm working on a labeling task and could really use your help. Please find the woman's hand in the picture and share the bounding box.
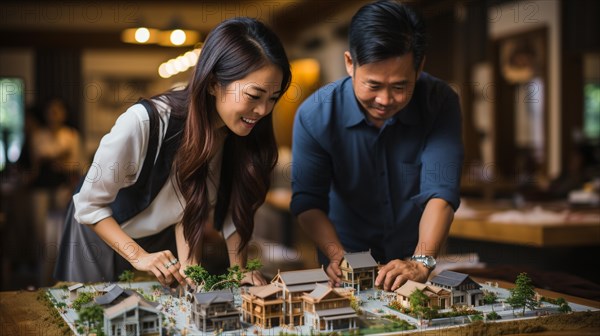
[240,270,267,286]
[178,263,197,288]
[134,250,186,287]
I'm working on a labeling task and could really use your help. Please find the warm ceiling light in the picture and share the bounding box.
[135,28,151,43]
[158,29,199,47]
[157,47,202,78]
[121,27,159,44]
[170,29,186,46]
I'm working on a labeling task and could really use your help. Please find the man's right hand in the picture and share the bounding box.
[326,260,343,287]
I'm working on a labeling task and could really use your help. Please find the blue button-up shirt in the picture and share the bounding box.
[290,72,464,264]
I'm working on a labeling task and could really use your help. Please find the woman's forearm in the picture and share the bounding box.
[226,232,247,268]
[175,222,196,267]
[88,216,148,265]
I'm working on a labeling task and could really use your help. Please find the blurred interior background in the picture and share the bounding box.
[1,0,599,300]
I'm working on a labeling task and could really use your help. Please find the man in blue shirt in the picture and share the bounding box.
[290,0,464,291]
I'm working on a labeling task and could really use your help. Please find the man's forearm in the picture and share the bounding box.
[414,198,454,257]
[297,209,345,262]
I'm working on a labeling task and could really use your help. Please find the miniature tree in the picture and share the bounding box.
[184,258,263,292]
[55,302,67,314]
[409,289,430,321]
[210,265,244,290]
[506,272,538,315]
[72,292,95,311]
[246,258,262,271]
[486,311,501,320]
[118,269,135,288]
[555,297,572,313]
[77,303,104,335]
[483,291,498,312]
[245,258,263,286]
[184,265,213,292]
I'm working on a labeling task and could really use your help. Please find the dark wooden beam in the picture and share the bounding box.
[0,29,208,50]
[271,0,367,43]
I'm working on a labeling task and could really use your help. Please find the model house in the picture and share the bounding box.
[87,284,163,336]
[395,280,452,309]
[339,251,378,292]
[271,268,330,326]
[241,283,284,328]
[428,270,483,306]
[190,289,241,332]
[68,283,84,301]
[94,284,137,307]
[103,295,162,336]
[302,283,358,332]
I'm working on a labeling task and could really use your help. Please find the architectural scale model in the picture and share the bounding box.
[46,253,598,336]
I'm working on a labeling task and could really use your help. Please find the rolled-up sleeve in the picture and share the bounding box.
[411,90,464,211]
[73,104,149,225]
[290,106,332,217]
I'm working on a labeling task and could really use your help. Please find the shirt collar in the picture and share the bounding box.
[343,78,366,128]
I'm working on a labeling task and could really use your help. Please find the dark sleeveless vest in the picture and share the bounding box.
[53,99,186,282]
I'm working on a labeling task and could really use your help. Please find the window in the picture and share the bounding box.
[584,80,600,140]
[0,78,24,172]
[142,321,155,331]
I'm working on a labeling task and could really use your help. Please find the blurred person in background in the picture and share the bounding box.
[30,97,82,286]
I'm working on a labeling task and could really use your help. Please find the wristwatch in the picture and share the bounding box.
[410,255,437,270]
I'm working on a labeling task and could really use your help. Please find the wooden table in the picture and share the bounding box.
[451,200,600,247]
[451,217,600,247]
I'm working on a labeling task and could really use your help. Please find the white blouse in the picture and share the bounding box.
[73,100,235,239]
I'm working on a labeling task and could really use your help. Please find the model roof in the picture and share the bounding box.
[94,283,116,293]
[395,280,449,297]
[93,285,141,306]
[103,295,160,319]
[193,289,234,305]
[276,268,329,286]
[247,283,281,299]
[342,251,378,269]
[306,283,333,300]
[430,270,480,288]
[94,285,125,305]
[68,283,83,291]
[316,307,357,318]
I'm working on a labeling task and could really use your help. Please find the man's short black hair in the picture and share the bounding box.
[349,0,426,71]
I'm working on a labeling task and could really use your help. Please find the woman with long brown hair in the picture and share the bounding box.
[54,17,291,287]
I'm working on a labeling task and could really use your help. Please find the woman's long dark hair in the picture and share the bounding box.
[156,17,291,262]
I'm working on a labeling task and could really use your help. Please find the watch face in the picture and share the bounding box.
[413,255,436,269]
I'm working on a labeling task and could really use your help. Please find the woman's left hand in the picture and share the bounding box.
[240,270,267,286]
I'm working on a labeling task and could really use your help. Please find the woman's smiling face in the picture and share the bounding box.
[212,64,283,136]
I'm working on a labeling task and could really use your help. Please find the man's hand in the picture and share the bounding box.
[375,259,430,291]
[326,260,343,287]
